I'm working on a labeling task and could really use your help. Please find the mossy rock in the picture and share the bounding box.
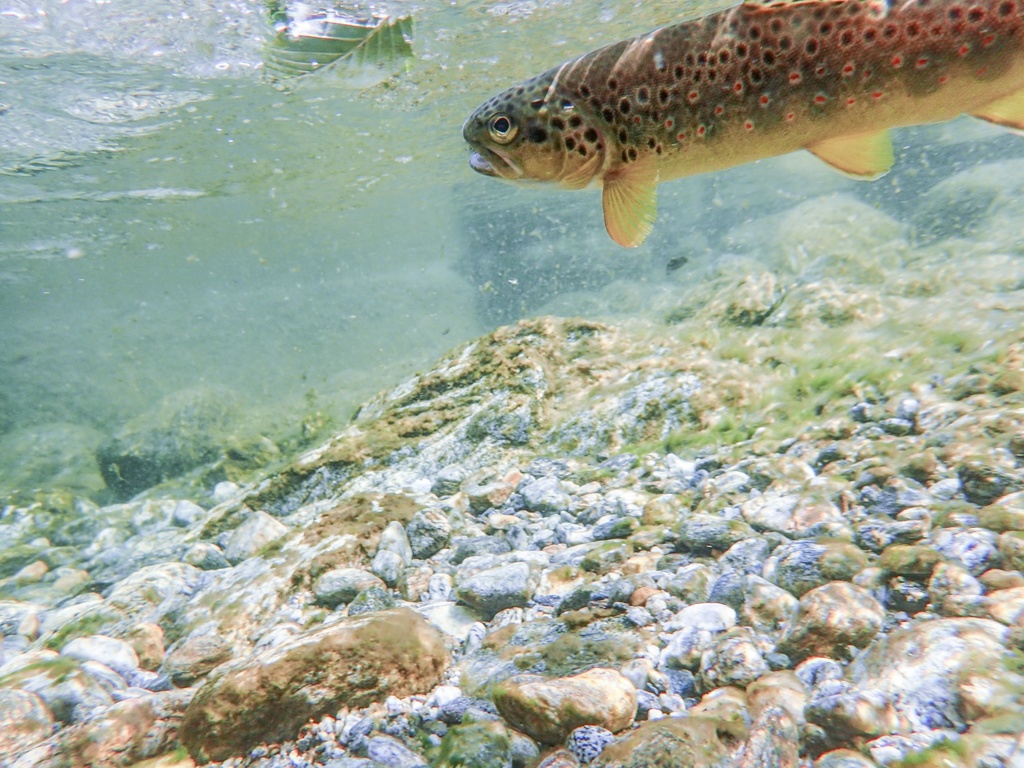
[433,720,513,768]
[878,545,944,578]
[581,541,634,574]
[592,716,732,768]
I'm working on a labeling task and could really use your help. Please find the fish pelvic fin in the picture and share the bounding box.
[601,163,659,248]
[807,129,894,180]
[971,89,1024,132]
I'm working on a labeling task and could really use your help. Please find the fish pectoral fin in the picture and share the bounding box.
[971,89,1024,131]
[807,129,894,180]
[601,165,659,248]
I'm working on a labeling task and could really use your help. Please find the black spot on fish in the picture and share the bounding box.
[719,49,731,63]
[674,65,685,80]
[770,18,784,32]
[819,21,833,34]
[529,98,544,110]
[647,137,656,148]
[552,117,566,130]
[883,23,898,38]
[584,127,599,142]
[659,88,670,104]
[806,38,819,54]
[608,77,619,91]
[750,68,763,83]
[780,36,792,50]
[967,7,985,21]
[578,145,587,156]
[840,29,855,46]
[602,107,615,122]
[580,85,591,97]
[685,53,696,66]
[570,115,583,128]
[565,136,576,150]
[621,149,629,162]
[619,98,631,114]
[737,43,749,58]
[907,21,921,37]
[949,6,963,20]
[527,125,548,143]
[619,128,629,142]
[864,28,877,42]
[749,25,762,40]
[637,87,650,104]
[763,49,776,65]
[708,68,717,81]
[999,0,1014,15]
[628,147,637,161]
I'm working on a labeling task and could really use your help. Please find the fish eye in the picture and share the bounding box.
[487,114,517,144]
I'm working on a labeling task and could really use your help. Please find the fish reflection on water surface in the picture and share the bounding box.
[463,0,1024,247]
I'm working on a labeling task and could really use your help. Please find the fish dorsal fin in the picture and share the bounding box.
[601,163,659,248]
[742,0,889,19]
[971,88,1024,131]
[807,129,894,180]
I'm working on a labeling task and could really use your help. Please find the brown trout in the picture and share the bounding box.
[463,0,1024,247]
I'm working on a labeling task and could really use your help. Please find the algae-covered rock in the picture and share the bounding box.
[492,668,636,745]
[434,720,514,768]
[180,608,448,763]
[777,582,884,663]
[456,562,538,620]
[592,716,732,768]
[765,540,868,597]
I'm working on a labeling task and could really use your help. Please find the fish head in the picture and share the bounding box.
[463,67,606,189]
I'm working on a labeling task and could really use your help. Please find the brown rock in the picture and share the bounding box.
[163,634,233,687]
[51,690,193,768]
[0,688,53,759]
[592,716,732,768]
[776,582,884,663]
[180,608,448,763]
[492,668,636,745]
[124,622,166,671]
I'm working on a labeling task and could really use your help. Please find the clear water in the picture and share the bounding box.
[1,0,1021,496]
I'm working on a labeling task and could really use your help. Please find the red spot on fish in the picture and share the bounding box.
[872,90,884,99]
[759,94,770,106]
[916,57,929,68]
[891,55,903,68]
[633,116,641,124]
[697,125,706,136]
[815,65,827,76]
[734,81,744,93]
[688,90,700,102]
[982,34,995,46]
[665,118,675,129]
[715,104,725,115]
[958,44,970,55]
[789,71,802,83]
[978,66,988,75]
[814,93,828,104]
[938,74,949,84]
[744,120,754,131]
[842,62,855,76]
[677,131,686,141]
[786,112,796,121]
[846,97,856,106]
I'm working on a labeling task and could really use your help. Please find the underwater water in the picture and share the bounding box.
[1,0,1023,500]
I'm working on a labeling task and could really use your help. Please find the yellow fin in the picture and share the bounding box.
[971,89,1024,131]
[601,164,659,248]
[807,129,894,180]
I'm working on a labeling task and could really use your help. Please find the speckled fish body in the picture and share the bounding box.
[463,0,1024,246]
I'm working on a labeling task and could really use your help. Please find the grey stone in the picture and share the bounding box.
[172,500,207,527]
[372,550,406,588]
[931,527,999,575]
[61,634,139,678]
[183,542,231,570]
[314,568,387,608]
[520,476,572,515]
[223,510,288,564]
[378,521,413,565]
[698,627,770,692]
[407,508,452,560]
[567,725,615,764]
[455,562,537,620]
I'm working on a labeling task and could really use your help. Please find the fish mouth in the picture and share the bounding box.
[467,146,522,180]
